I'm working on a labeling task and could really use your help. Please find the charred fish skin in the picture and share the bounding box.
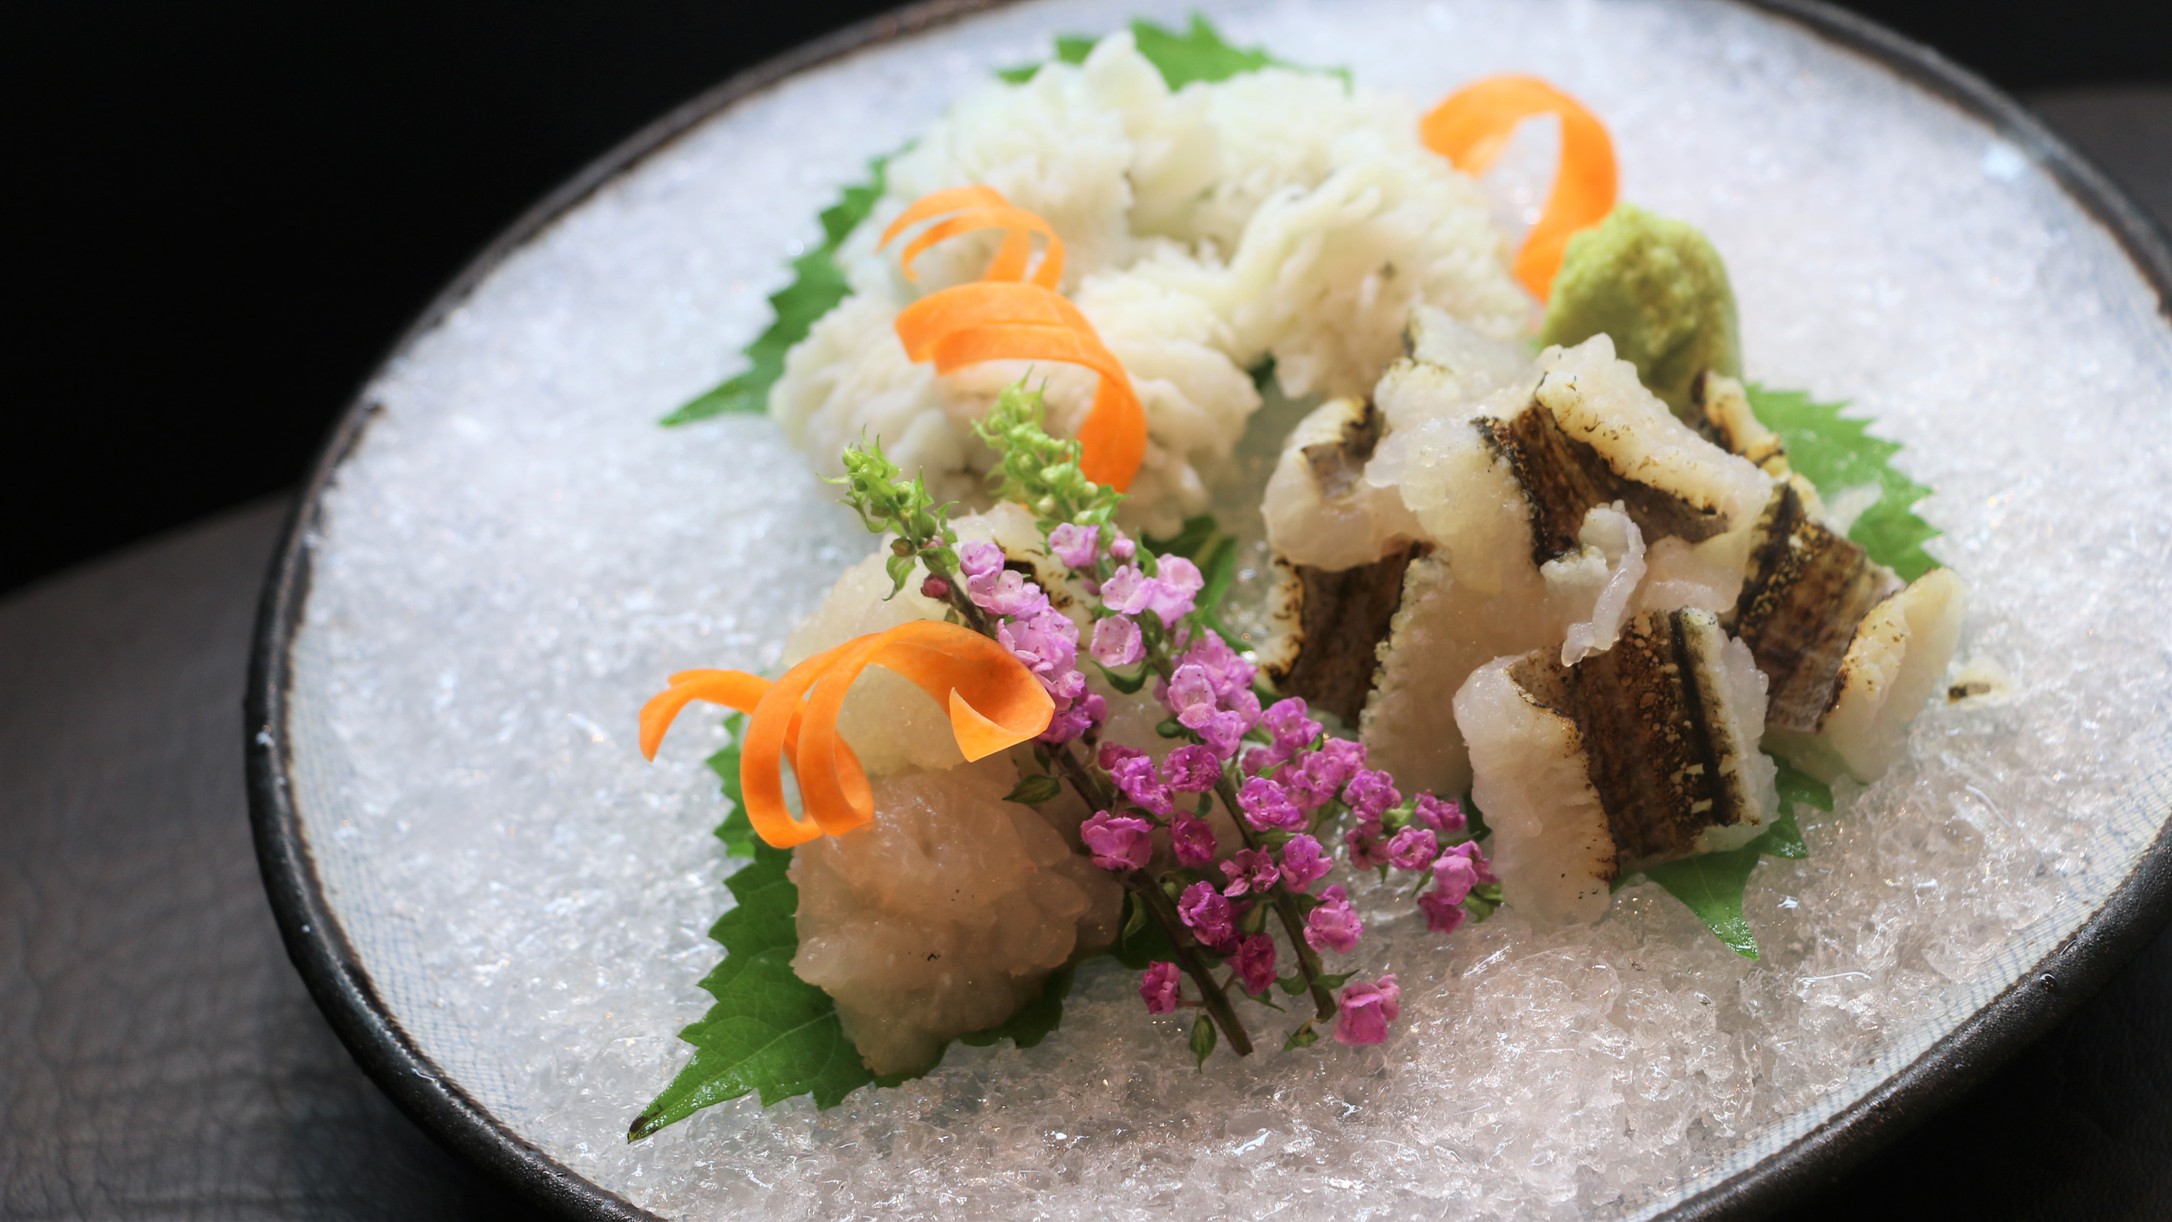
[1263,395,1423,574]
[1301,396,1384,501]
[1506,609,1775,873]
[1266,544,1430,725]
[1767,567,1967,784]
[1460,342,1772,574]
[1690,370,1789,480]
[1477,405,1736,568]
[1725,483,1903,734]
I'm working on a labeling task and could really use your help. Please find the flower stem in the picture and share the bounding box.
[1214,774,1338,1021]
[1131,876,1254,1057]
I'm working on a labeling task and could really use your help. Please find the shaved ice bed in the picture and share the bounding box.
[283,0,2172,1217]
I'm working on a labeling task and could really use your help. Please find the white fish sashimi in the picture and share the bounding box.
[791,765,1123,1075]
[1454,656,1617,925]
[1768,568,1967,783]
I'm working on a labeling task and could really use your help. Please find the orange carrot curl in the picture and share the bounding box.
[1420,75,1619,302]
[639,620,1054,848]
[881,186,1145,492]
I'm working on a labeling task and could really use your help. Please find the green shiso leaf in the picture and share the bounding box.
[1002,17,1310,89]
[1643,844,1765,959]
[1745,384,1941,581]
[1775,758,1834,814]
[635,717,1081,1137]
[1637,758,1827,954]
[706,712,758,860]
[629,842,875,1140]
[661,156,889,425]
[1130,15,1280,88]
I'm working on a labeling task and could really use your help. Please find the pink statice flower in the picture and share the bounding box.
[1219,848,1280,897]
[1231,933,1278,996]
[1140,961,1181,1014]
[1278,834,1332,894]
[1333,974,1401,1046]
[1166,662,1251,760]
[996,600,1098,745]
[1042,690,1105,744]
[1418,888,1467,935]
[1108,531,1137,562]
[957,540,1004,581]
[1090,614,1144,667]
[1313,737,1367,787]
[1099,564,1157,617]
[1173,630,1255,705]
[1387,826,1440,871]
[1048,522,1099,570]
[1412,792,1466,834]
[1099,742,1147,772]
[1144,555,1203,627]
[1259,698,1322,761]
[1281,749,1342,812]
[1169,814,1219,868]
[1430,841,1495,904]
[1161,745,1221,794]
[1304,885,1364,954]
[919,574,951,601]
[1236,776,1304,832]
[1344,820,1392,870]
[1109,752,1175,816]
[1177,880,1238,952]
[1081,811,1154,872]
[1341,768,1401,822]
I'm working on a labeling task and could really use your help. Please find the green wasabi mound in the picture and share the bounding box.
[1538,204,1741,412]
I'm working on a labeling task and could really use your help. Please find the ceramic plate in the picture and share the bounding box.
[249,1,2172,1217]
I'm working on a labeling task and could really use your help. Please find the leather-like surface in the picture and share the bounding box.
[0,90,2165,1221]
[0,503,521,1220]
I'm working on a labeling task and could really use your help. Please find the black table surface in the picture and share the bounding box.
[4,88,2168,1222]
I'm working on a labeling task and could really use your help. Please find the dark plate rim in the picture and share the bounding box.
[244,2,2172,1219]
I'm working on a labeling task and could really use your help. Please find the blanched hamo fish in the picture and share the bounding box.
[1454,610,1778,924]
[1685,374,1968,781]
[792,765,1121,1075]
[1260,318,1961,925]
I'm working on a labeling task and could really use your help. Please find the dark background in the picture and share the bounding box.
[3,0,2169,596]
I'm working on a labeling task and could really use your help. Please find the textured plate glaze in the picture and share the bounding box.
[249,1,2172,1218]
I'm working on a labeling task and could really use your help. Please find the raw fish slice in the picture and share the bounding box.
[1498,338,1773,565]
[791,764,1123,1075]
[1396,336,1771,596]
[1456,609,1779,923]
[1766,568,1966,783]
[1454,656,1617,925]
[1357,509,1637,798]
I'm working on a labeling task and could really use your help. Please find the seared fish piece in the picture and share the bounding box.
[1262,396,1420,572]
[1454,609,1778,924]
[1397,336,1771,596]
[1725,483,1904,733]
[1261,543,1430,724]
[1766,568,1966,783]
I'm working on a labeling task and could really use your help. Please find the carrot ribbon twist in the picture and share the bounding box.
[881,186,1145,491]
[639,620,1054,848]
[1420,74,1619,302]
